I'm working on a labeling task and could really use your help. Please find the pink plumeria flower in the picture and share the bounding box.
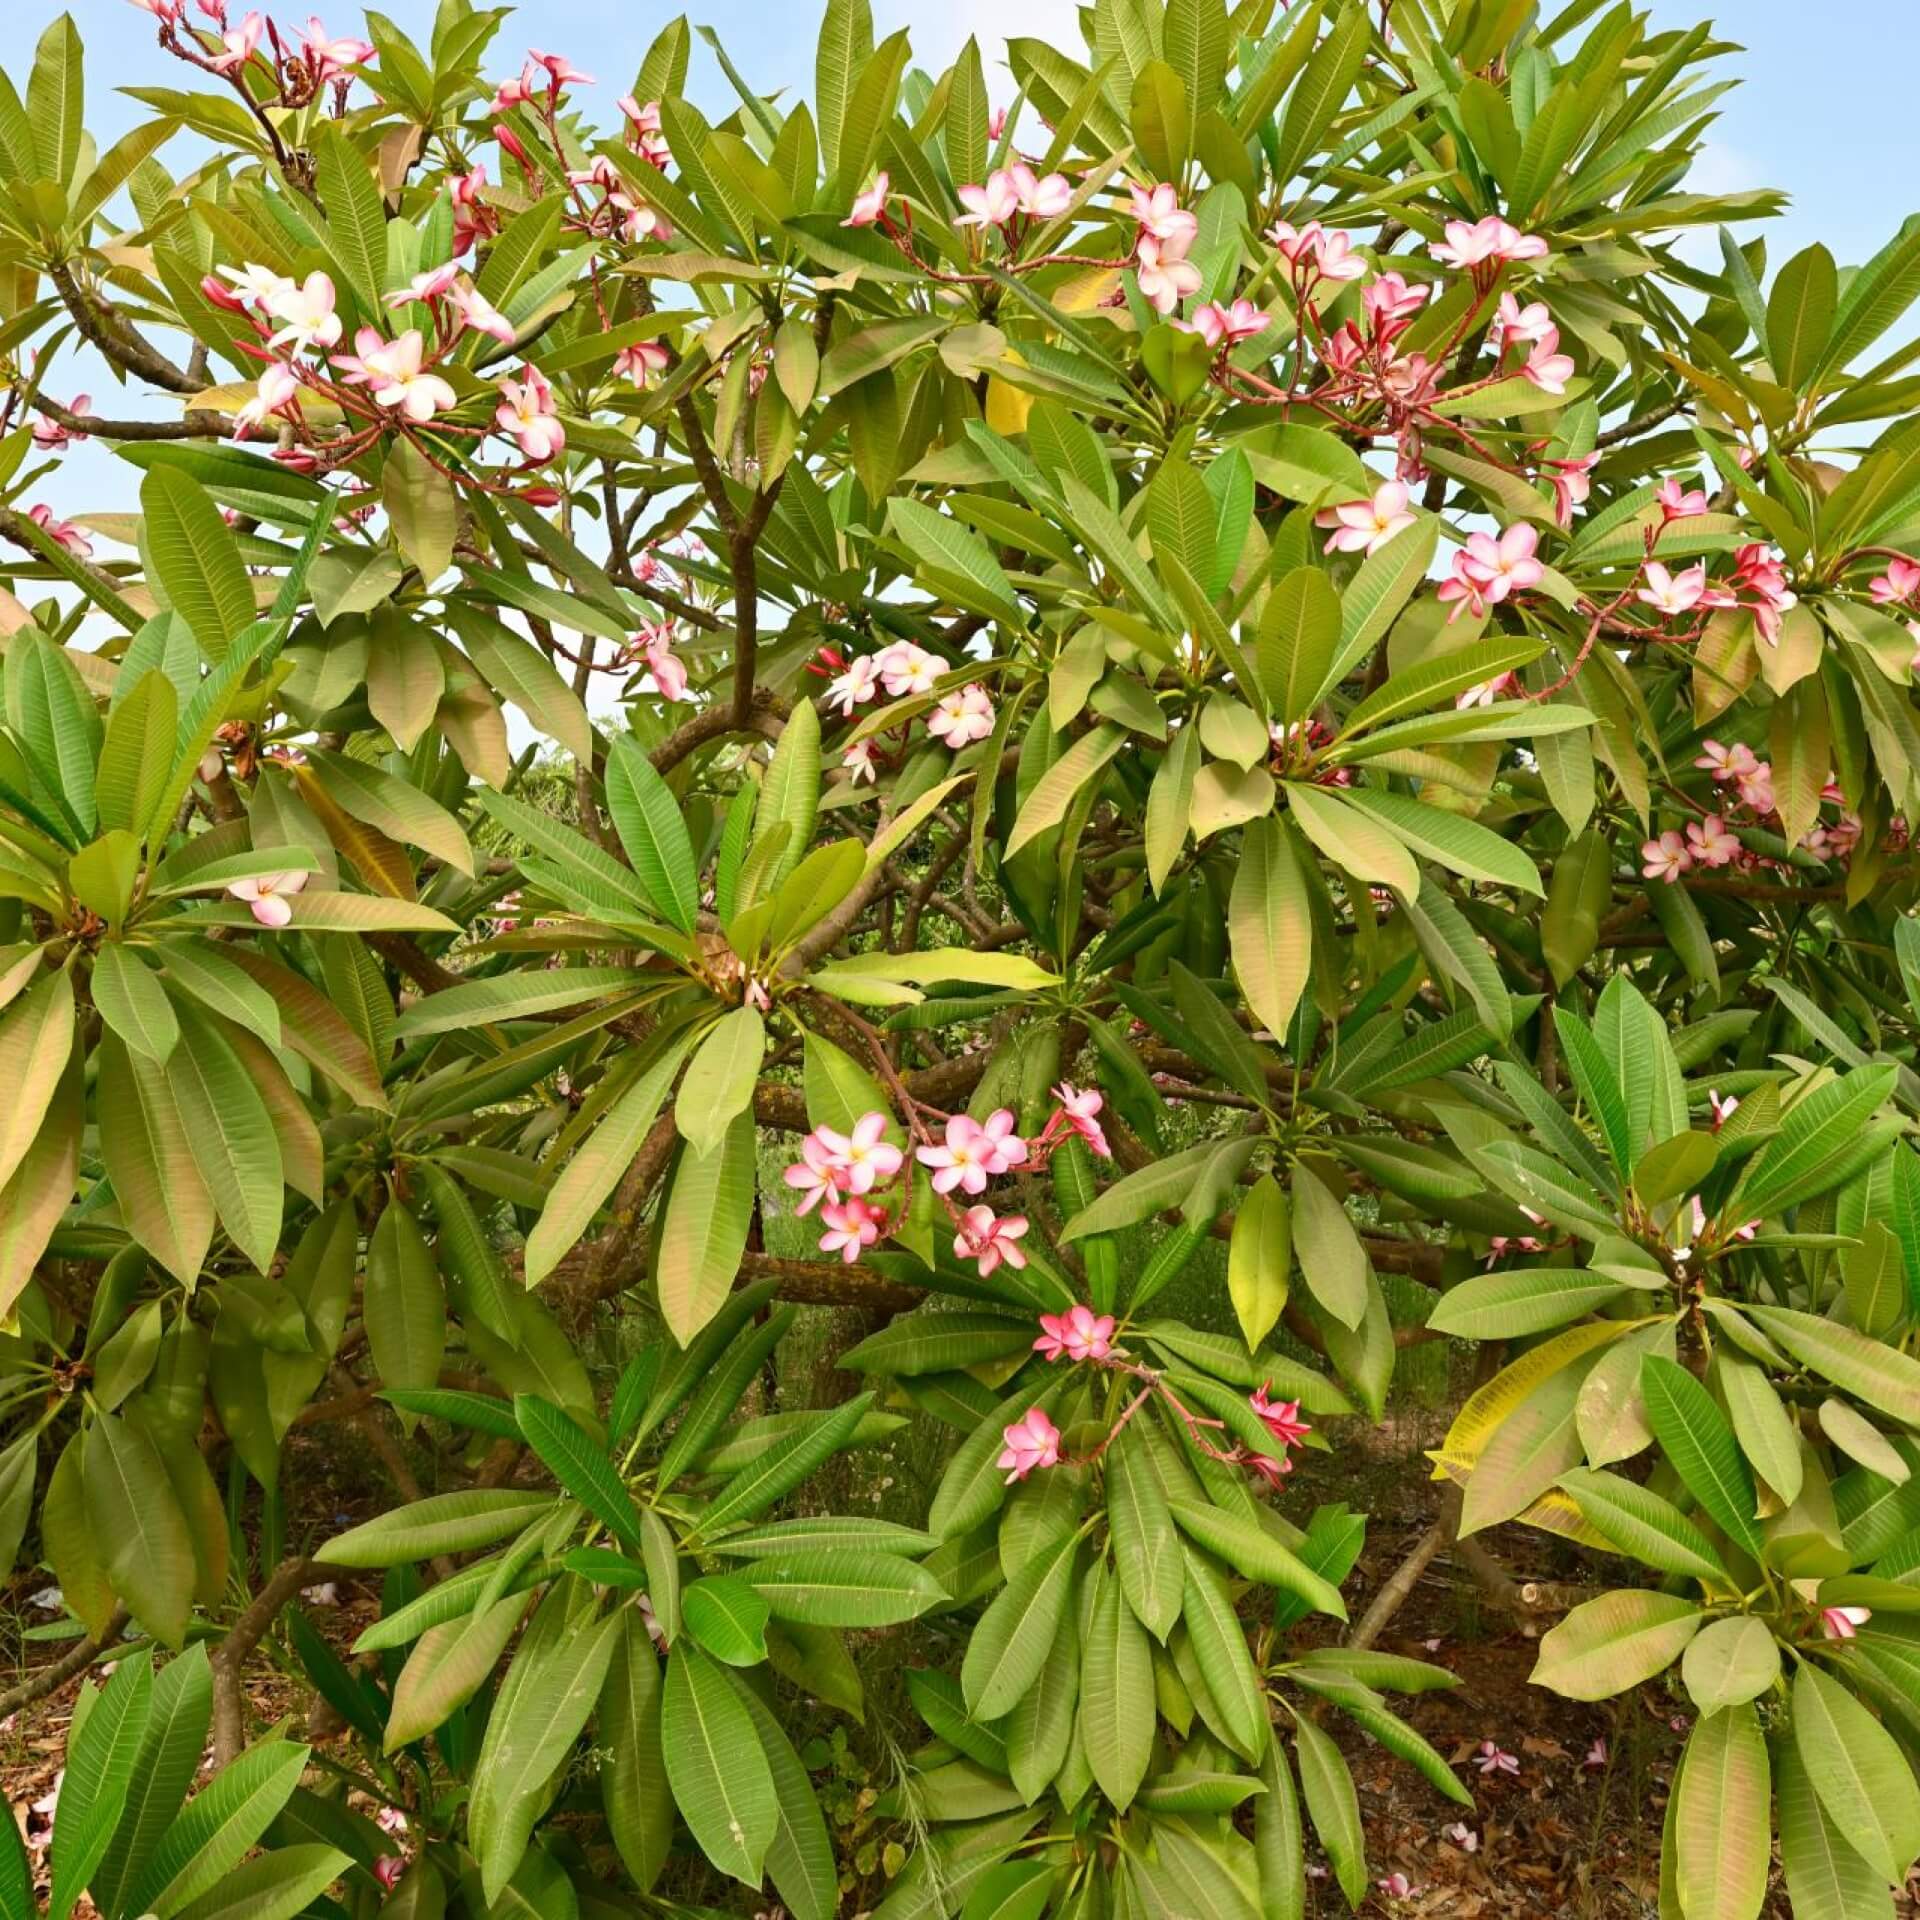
[1708,1089,1739,1131]
[374,1805,409,1835]
[987,105,1007,140]
[818,1111,905,1194]
[635,621,688,703]
[1544,452,1598,528]
[1132,183,1198,250]
[1444,1822,1479,1853]
[1456,671,1520,709]
[1049,1083,1110,1158]
[1377,1873,1418,1900]
[875,641,941,698]
[1656,476,1710,520]
[226,868,309,927]
[1250,1385,1312,1450]
[819,1196,884,1263]
[782,1133,844,1215]
[1315,480,1416,557]
[1007,162,1071,218]
[958,1205,1029,1277]
[1584,1737,1608,1769]
[302,18,375,77]
[842,738,878,785]
[826,654,882,717]
[1730,542,1796,644]
[618,97,672,169]
[447,278,516,343]
[1134,232,1201,315]
[1521,326,1575,395]
[234,362,300,434]
[1695,738,1759,783]
[997,1406,1060,1482]
[927,684,995,747]
[265,271,343,353]
[1268,219,1366,283]
[208,9,263,69]
[1685,813,1738,868]
[1492,293,1555,349]
[1870,556,1920,605]
[355,331,458,422]
[1186,299,1269,349]
[1732,760,1776,816]
[1362,272,1428,334]
[955,170,1021,228]
[495,367,565,463]
[26,505,93,559]
[1641,831,1691,884]
[1638,560,1733,618]
[1430,215,1547,270]
[614,341,670,385]
[526,48,594,89]
[1483,1234,1545,1266]
[1246,1451,1293,1488]
[1474,1740,1520,1776]
[844,172,890,228]
[1034,1304,1116,1364]
[1822,1605,1871,1640]
[385,263,461,309]
[917,1110,1027,1195]
[32,396,89,450]
[1436,523,1543,621]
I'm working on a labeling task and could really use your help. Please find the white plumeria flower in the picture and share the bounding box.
[876,641,940,698]
[227,869,309,927]
[360,331,458,422]
[265,271,343,353]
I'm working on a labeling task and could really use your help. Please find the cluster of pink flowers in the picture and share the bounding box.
[1430,215,1549,276]
[130,2,374,100]
[1034,1303,1115,1363]
[1649,738,1864,874]
[1182,298,1271,351]
[1437,523,1545,621]
[816,640,996,784]
[1244,1383,1313,1486]
[491,47,593,112]
[1130,184,1201,314]
[564,154,673,247]
[955,162,1073,232]
[1490,292,1573,394]
[617,97,672,170]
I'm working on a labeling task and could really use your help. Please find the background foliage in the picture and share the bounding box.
[3,0,1920,1913]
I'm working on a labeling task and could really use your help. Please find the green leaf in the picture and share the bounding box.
[664,1641,779,1885]
[1081,1558,1154,1810]
[1674,1702,1771,1920]
[1641,1356,1764,1559]
[311,120,387,312]
[0,966,74,1193]
[1777,1729,1892,1920]
[141,467,256,664]
[1169,1497,1347,1619]
[47,1651,152,1920]
[606,736,699,932]
[1557,1467,1730,1585]
[515,1393,641,1551]
[365,1200,445,1404]
[963,1530,1080,1719]
[320,1489,556,1566]
[1228,816,1311,1040]
[746,1548,946,1627]
[382,439,456,584]
[1792,1661,1920,1885]
[655,1114,757,1347]
[1428,1269,1629,1340]
[83,1412,195,1647]
[1180,1547,1268,1757]
[469,1595,622,1899]
[1767,243,1838,391]
[1680,1616,1779,1716]
[1745,1303,1920,1427]
[675,1007,765,1157]
[123,1739,310,1917]
[1292,1713,1364,1908]
[1530,1589,1703,1701]
[524,1033,692,1288]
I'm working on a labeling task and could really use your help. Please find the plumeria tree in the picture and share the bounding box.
[3,0,1920,1912]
